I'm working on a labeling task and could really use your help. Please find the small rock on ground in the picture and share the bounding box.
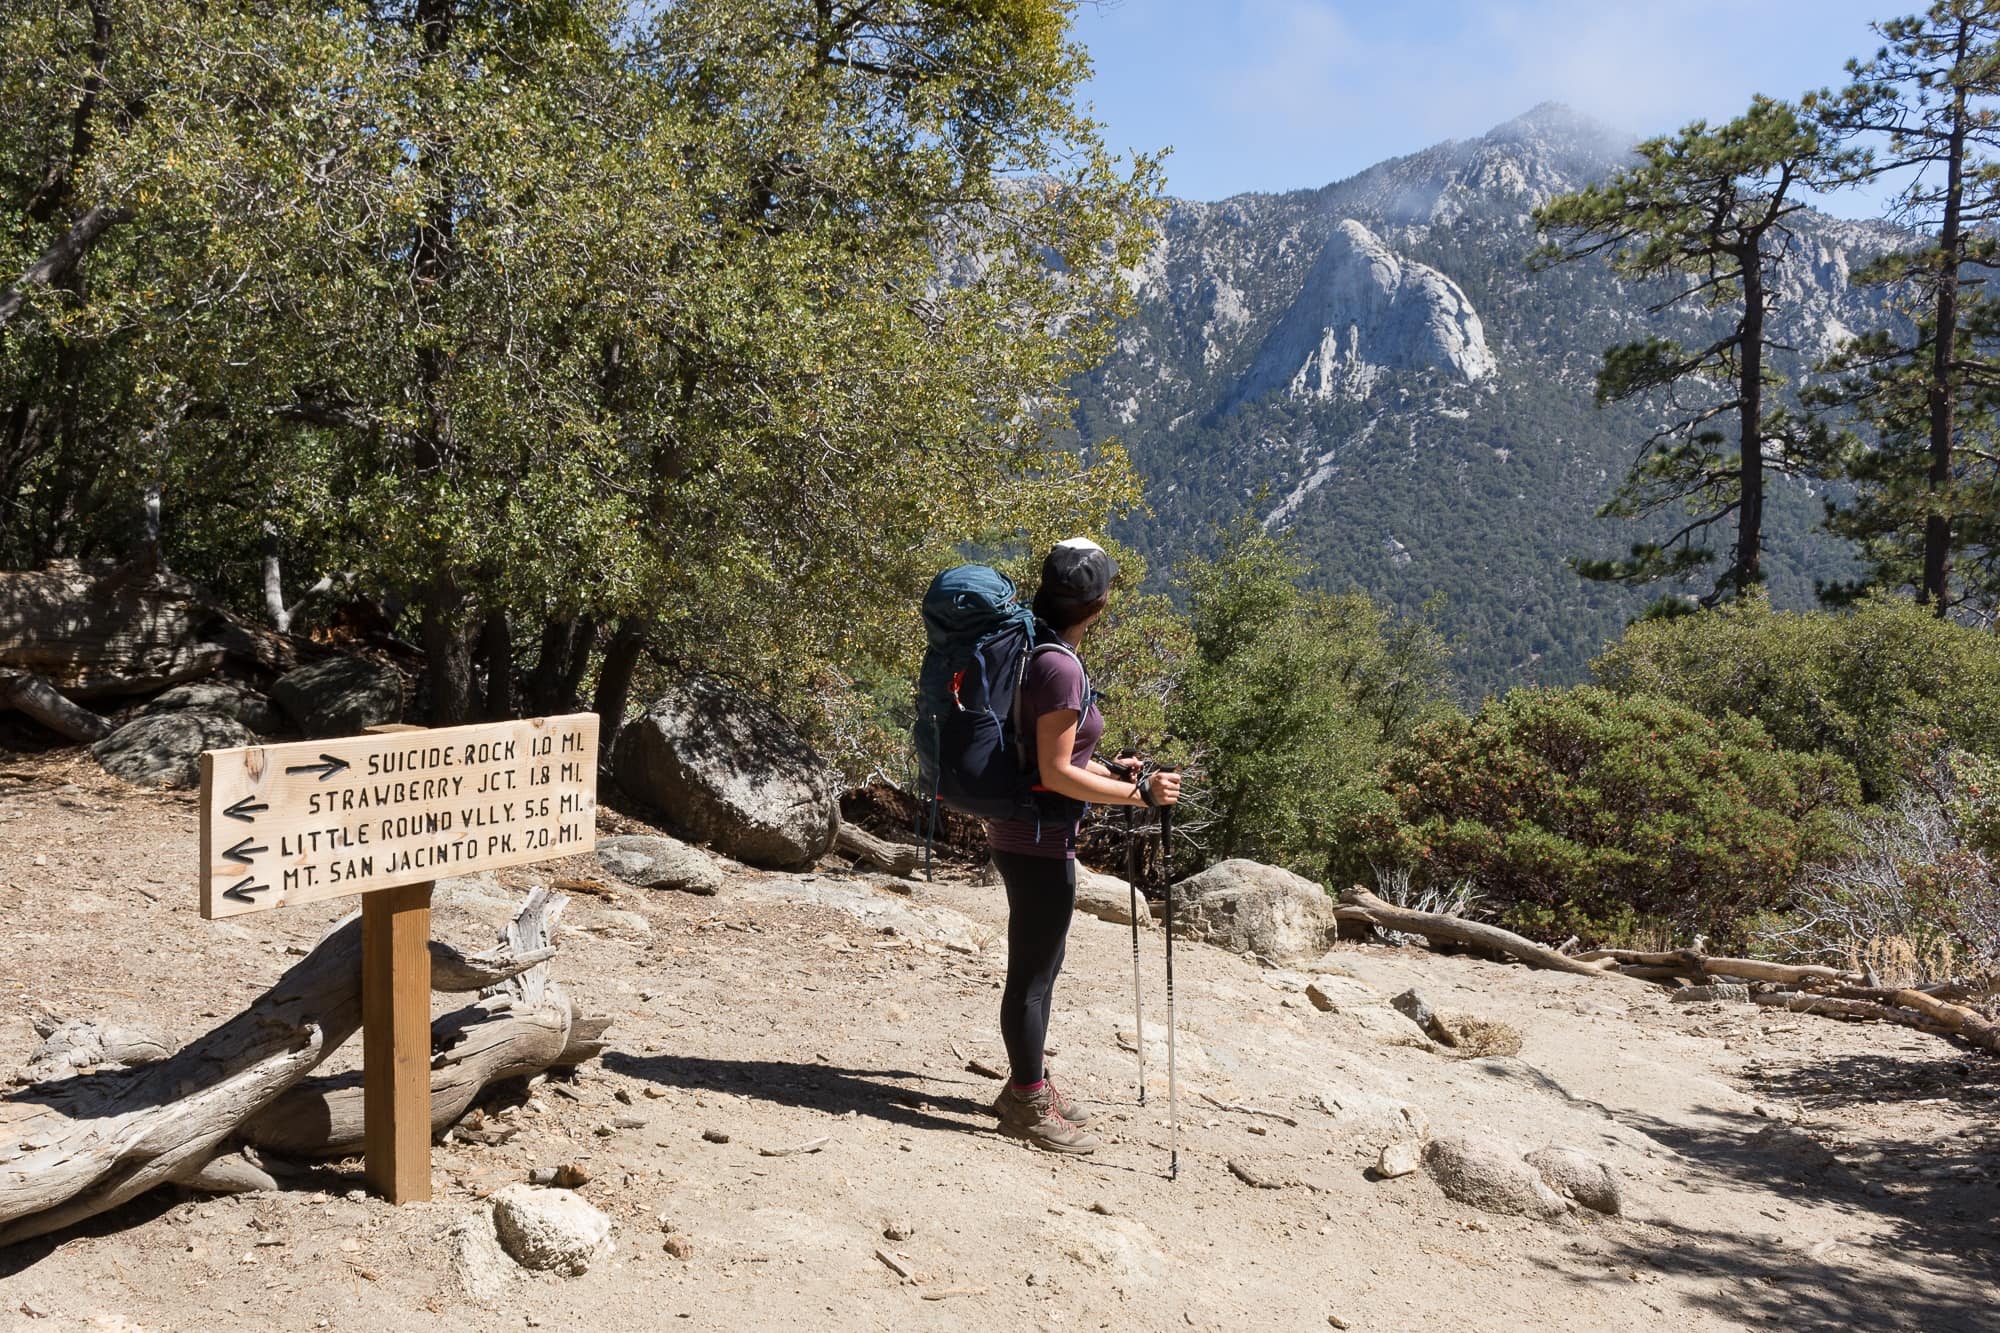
[1375,1141,1420,1179]
[489,1185,613,1276]
[595,833,724,896]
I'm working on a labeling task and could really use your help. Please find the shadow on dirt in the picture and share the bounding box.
[605,1052,990,1135]
[1558,1048,2000,1332]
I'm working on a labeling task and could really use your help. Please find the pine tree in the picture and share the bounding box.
[1808,1,2000,615]
[1534,98,1842,606]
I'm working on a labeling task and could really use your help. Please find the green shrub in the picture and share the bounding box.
[1169,525,1449,883]
[1359,686,1859,947]
[1592,592,2000,800]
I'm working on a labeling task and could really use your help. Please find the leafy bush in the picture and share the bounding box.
[1592,592,2000,799]
[1358,686,1859,947]
[1168,525,1450,882]
[1760,751,2000,987]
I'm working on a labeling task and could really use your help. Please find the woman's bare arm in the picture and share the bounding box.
[1035,710,1179,806]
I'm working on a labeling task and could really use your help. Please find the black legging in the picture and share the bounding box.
[993,849,1077,1087]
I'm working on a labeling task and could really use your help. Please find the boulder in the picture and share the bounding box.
[91,712,254,788]
[270,655,402,737]
[1163,859,1337,964]
[596,833,724,896]
[1076,866,1155,930]
[146,681,283,735]
[489,1184,613,1275]
[1525,1146,1622,1216]
[1421,1134,1569,1221]
[612,678,837,870]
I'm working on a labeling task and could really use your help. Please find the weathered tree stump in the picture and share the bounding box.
[0,888,604,1246]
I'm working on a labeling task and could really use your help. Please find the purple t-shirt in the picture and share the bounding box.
[986,646,1101,859]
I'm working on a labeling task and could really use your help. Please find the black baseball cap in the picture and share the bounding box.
[1040,537,1119,603]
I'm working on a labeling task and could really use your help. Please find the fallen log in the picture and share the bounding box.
[1575,948,1863,988]
[1828,986,2000,1053]
[242,890,607,1157]
[1334,887,1627,980]
[1754,991,1953,1035]
[0,669,112,741]
[0,559,307,703]
[836,822,921,878]
[0,889,602,1246]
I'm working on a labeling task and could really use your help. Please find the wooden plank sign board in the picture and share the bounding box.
[199,713,598,919]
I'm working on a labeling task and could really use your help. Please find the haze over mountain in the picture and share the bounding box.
[1078,103,1899,696]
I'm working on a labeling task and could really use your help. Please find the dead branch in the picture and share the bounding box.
[1334,887,1628,979]
[1575,948,1864,987]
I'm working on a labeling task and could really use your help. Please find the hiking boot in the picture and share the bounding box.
[1043,1071,1092,1126]
[992,1083,1100,1154]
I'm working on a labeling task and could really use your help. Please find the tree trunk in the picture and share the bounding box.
[0,889,600,1245]
[0,668,112,741]
[1922,55,1969,613]
[525,616,576,715]
[590,616,646,752]
[1734,239,1765,596]
[421,577,477,725]
[479,607,512,720]
[556,614,597,713]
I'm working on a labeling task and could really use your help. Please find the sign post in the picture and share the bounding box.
[198,711,599,1202]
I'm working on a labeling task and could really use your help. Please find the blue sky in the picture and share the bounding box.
[1072,0,1901,214]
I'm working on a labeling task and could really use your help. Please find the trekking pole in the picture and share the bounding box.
[1112,753,1146,1107]
[1159,770,1180,1182]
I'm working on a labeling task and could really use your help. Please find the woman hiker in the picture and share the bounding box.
[988,537,1180,1153]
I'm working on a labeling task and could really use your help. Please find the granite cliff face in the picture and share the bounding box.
[1078,104,1901,695]
[1240,219,1495,403]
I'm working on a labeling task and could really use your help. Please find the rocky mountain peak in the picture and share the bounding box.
[1239,218,1495,402]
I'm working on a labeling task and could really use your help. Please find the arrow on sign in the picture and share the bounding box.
[221,836,267,866]
[285,754,351,782]
[223,795,269,822]
[222,877,271,904]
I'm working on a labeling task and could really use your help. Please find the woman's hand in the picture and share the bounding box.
[1140,767,1181,808]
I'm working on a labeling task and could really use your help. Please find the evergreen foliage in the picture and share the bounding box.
[1358,686,1860,948]
[1166,523,1450,882]
[1533,99,1848,605]
[0,0,1161,737]
[1809,1,2000,613]
[1591,592,2000,800]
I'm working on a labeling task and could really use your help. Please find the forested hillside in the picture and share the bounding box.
[1074,104,1902,696]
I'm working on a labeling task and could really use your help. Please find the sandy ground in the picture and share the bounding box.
[0,751,1996,1332]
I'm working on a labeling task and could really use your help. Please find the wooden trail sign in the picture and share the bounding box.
[197,712,598,1203]
[199,713,598,919]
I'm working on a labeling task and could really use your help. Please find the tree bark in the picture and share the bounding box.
[1733,238,1765,595]
[1332,887,1629,979]
[0,204,133,330]
[590,616,647,751]
[420,577,477,725]
[1920,34,1970,613]
[0,889,599,1245]
[0,669,112,741]
[479,607,512,720]
[836,822,920,878]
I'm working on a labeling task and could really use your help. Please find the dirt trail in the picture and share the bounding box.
[1,754,1995,1331]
